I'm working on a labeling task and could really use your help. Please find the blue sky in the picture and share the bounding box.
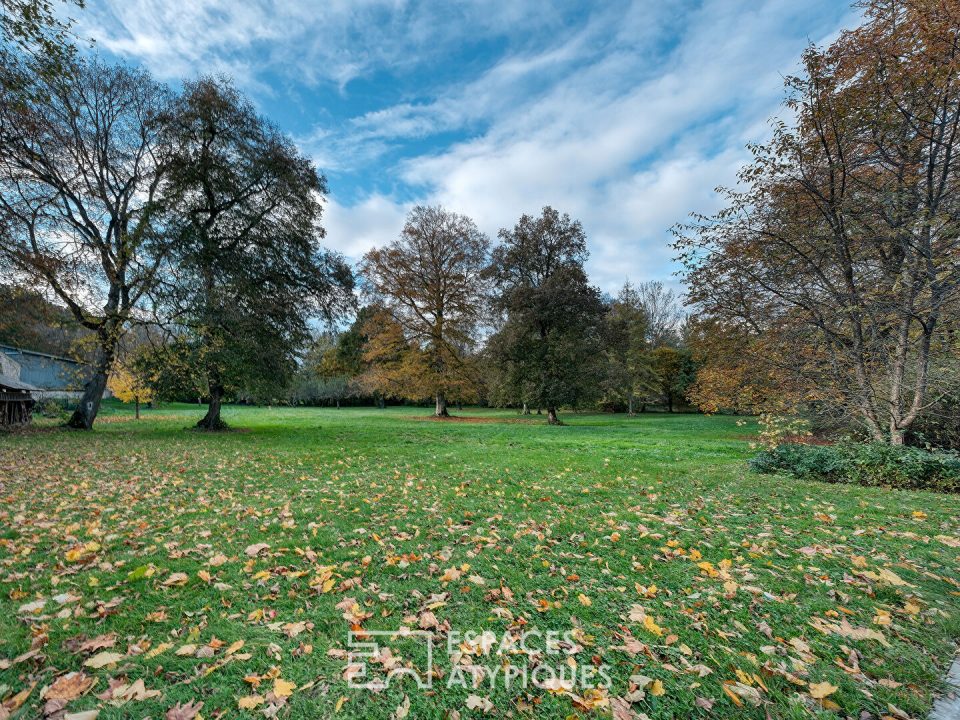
[78,0,856,293]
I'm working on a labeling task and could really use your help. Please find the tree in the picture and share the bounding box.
[360,205,489,416]
[635,281,684,348]
[675,0,960,444]
[108,357,155,420]
[1,0,83,88]
[486,206,605,424]
[159,77,353,430]
[0,283,91,357]
[0,59,175,429]
[602,282,656,413]
[646,345,695,413]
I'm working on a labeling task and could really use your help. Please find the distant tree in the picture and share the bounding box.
[360,205,489,416]
[646,345,695,413]
[0,59,175,429]
[289,333,357,408]
[0,283,91,357]
[357,307,428,402]
[486,206,605,424]
[602,281,657,413]
[159,77,353,429]
[674,0,960,444]
[635,281,683,348]
[108,356,155,420]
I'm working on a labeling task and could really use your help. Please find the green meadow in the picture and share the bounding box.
[1,404,958,719]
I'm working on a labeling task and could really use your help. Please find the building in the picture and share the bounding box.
[0,374,37,426]
[0,344,91,400]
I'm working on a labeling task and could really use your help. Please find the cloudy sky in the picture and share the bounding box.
[78,0,856,293]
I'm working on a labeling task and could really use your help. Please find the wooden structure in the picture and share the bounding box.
[0,374,37,427]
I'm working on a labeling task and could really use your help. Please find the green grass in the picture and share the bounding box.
[1,402,958,719]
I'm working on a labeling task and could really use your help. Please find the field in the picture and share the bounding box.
[1,404,959,719]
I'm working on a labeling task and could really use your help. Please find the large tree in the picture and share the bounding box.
[159,77,353,429]
[0,59,175,428]
[486,206,605,424]
[360,205,489,416]
[675,0,960,444]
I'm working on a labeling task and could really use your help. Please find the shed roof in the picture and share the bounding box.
[0,344,80,365]
[0,373,40,392]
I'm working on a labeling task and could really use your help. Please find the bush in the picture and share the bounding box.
[36,398,71,421]
[750,441,960,493]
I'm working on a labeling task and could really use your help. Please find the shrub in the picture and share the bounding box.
[36,398,71,421]
[750,442,960,493]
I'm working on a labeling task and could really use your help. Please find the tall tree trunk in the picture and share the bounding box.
[66,369,110,429]
[135,396,140,420]
[522,402,530,415]
[435,393,449,417]
[668,394,673,413]
[547,406,560,425]
[67,331,116,429]
[628,395,634,415]
[197,381,226,430]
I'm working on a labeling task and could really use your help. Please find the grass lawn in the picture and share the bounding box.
[1,403,959,719]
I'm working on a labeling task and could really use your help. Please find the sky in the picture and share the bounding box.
[76,0,857,294]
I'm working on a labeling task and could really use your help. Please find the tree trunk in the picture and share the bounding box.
[336,398,340,409]
[135,396,140,420]
[66,368,110,429]
[522,402,530,415]
[67,336,116,429]
[547,406,560,425]
[667,395,673,413]
[456,400,462,411]
[197,383,227,430]
[628,395,635,415]
[435,393,449,417]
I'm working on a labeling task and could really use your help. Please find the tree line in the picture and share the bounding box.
[290,205,691,424]
[3,0,959,447]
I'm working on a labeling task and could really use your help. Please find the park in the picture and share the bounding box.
[2,0,960,718]
[2,404,959,719]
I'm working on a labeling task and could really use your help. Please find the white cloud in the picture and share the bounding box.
[79,0,859,293]
[322,194,409,259]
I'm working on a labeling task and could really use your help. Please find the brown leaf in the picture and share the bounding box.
[166,701,203,719]
[45,672,95,701]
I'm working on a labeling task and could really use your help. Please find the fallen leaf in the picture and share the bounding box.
[83,651,124,669]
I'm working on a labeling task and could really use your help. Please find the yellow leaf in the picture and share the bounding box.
[650,679,665,696]
[643,615,663,637]
[238,695,264,709]
[809,681,838,699]
[273,678,296,698]
[577,593,592,607]
[145,642,172,659]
